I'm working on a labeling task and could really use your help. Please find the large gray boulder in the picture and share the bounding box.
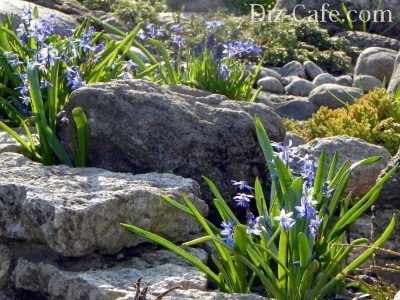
[388,51,400,93]
[285,78,316,97]
[354,47,398,82]
[309,84,362,109]
[0,0,79,36]
[59,80,286,202]
[0,152,207,257]
[353,75,383,93]
[290,136,391,198]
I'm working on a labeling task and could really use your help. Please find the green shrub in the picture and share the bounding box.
[284,89,400,155]
[122,117,397,299]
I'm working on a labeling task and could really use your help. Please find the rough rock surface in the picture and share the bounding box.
[0,245,11,288]
[275,100,317,121]
[337,75,353,87]
[291,136,391,198]
[0,129,38,157]
[0,152,207,257]
[0,0,79,36]
[388,51,400,93]
[11,247,209,300]
[309,84,362,109]
[372,149,400,258]
[59,80,285,203]
[354,47,398,82]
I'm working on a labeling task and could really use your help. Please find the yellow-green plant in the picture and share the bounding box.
[284,89,400,155]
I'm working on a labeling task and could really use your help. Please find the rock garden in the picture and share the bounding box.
[0,0,399,299]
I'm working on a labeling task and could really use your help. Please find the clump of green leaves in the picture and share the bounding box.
[0,7,157,166]
[122,117,397,299]
[284,89,400,155]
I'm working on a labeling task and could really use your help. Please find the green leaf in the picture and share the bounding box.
[121,223,220,284]
[299,260,319,297]
[72,107,89,167]
[314,148,327,196]
[148,38,179,84]
[298,232,311,270]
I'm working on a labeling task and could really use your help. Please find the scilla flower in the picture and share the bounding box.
[234,193,254,208]
[274,209,295,230]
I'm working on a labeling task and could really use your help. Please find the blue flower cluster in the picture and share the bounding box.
[220,141,336,247]
[6,7,108,111]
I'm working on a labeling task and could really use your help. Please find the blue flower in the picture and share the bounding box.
[274,209,296,230]
[206,33,215,50]
[194,43,203,58]
[75,26,95,53]
[242,40,262,54]
[323,181,334,197]
[146,23,164,39]
[231,180,254,192]
[66,66,86,90]
[309,216,323,237]
[293,261,301,267]
[218,64,230,81]
[15,73,31,105]
[205,21,224,30]
[172,36,184,47]
[246,213,261,236]
[118,72,133,80]
[295,193,318,219]
[137,29,147,41]
[300,155,318,189]
[271,140,293,165]
[220,220,236,247]
[122,60,138,71]
[222,41,241,58]
[234,193,254,208]
[35,44,58,73]
[170,24,183,34]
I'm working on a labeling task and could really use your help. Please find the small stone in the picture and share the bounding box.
[279,61,306,79]
[257,76,285,94]
[353,75,383,93]
[312,73,337,86]
[275,100,317,120]
[285,78,316,97]
[256,66,282,81]
[354,47,398,82]
[337,75,353,87]
[304,61,324,81]
[309,84,362,109]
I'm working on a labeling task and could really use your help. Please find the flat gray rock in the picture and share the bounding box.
[58,80,285,204]
[304,61,324,81]
[0,152,207,257]
[279,61,306,79]
[12,248,209,300]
